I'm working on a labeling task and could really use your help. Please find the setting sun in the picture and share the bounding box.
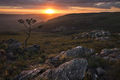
[45,9,55,14]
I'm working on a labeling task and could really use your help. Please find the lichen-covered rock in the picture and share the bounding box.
[40,58,88,80]
[99,48,120,61]
[74,30,111,41]
[14,67,46,80]
[45,46,94,67]
[54,46,94,59]
[64,46,94,57]
[81,30,111,38]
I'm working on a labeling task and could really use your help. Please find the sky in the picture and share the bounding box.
[0,0,120,14]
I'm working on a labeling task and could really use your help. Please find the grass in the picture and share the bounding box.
[0,31,120,79]
[40,12,120,32]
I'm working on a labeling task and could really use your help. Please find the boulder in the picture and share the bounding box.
[118,33,120,36]
[96,67,105,76]
[40,58,88,80]
[62,46,94,58]
[7,42,21,50]
[5,39,18,44]
[5,39,22,52]
[25,44,40,52]
[100,48,119,56]
[99,48,120,61]
[14,67,46,80]
[0,39,22,54]
[80,30,111,41]
[45,46,94,67]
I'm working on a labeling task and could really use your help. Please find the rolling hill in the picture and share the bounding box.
[38,12,120,32]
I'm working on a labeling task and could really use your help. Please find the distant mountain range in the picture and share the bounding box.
[38,12,120,32]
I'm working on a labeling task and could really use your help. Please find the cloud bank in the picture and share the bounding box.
[0,0,119,13]
[0,0,120,9]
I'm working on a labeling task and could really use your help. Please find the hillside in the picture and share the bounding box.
[39,12,120,32]
[0,14,61,32]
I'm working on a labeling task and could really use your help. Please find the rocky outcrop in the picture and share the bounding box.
[53,46,94,59]
[14,67,46,80]
[45,46,94,67]
[15,59,88,80]
[75,30,111,41]
[0,39,23,60]
[40,58,88,80]
[63,46,94,58]
[14,46,120,80]
[5,39,21,52]
[99,48,120,61]
[0,39,41,61]
[0,39,22,53]
[85,67,106,80]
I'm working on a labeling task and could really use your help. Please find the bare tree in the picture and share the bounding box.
[18,18,37,48]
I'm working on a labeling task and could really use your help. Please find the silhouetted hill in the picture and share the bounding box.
[0,14,62,32]
[39,12,120,32]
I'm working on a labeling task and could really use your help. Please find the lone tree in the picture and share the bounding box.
[18,18,37,48]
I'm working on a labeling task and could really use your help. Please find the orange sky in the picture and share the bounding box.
[0,0,120,14]
[0,7,120,14]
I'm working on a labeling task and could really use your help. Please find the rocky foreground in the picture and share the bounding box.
[0,30,120,80]
[13,46,120,80]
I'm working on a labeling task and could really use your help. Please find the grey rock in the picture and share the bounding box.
[40,58,88,80]
[5,39,18,44]
[25,44,40,52]
[86,69,98,80]
[95,37,110,41]
[8,42,21,50]
[80,30,111,40]
[96,67,105,76]
[5,39,21,52]
[118,33,120,36]
[45,46,94,67]
[100,48,120,61]
[63,46,94,58]
[14,67,45,80]
[100,48,119,56]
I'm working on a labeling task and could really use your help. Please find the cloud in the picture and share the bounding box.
[0,0,45,8]
[52,0,120,9]
[0,0,120,9]
[94,2,120,8]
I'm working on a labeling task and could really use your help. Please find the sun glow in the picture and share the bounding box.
[45,9,55,14]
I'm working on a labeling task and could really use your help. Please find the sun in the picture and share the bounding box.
[45,9,55,14]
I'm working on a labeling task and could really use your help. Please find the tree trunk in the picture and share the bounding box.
[24,27,31,48]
